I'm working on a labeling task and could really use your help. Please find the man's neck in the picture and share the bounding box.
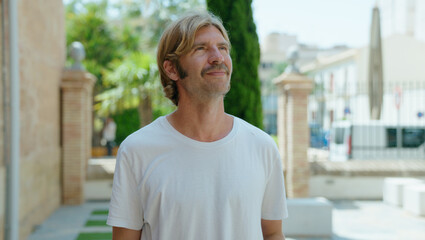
[166,98,233,142]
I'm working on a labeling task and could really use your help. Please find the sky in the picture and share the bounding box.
[252,0,377,48]
[64,0,377,48]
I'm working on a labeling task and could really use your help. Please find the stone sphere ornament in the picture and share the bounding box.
[69,41,86,70]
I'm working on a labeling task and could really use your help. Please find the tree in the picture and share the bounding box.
[66,0,145,145]
[66,1,129,91]
[95,52,174,127]
[113,0,205,52]
[207,0,263,128]
[65,0,203,140]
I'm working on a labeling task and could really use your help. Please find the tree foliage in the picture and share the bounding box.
[65,0,206,141]
[111,108,140,144]
[113,0,205,52]
[95,52,174,127]
[66,0,125,89]
[207,0,263,128]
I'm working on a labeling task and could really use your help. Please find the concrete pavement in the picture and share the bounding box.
[28,200,425,240]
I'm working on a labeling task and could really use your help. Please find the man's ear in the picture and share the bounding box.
[163,60,179,81]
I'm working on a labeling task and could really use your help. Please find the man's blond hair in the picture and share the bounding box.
[157,11,230,106]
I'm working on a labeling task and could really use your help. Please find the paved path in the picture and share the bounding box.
[28,200,425,240]
[330,200,425,240]
[28,201,111,240]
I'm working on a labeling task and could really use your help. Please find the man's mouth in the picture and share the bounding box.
[201,64,230,76]
[206,71,226,75]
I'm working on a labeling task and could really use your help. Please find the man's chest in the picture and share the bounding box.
[139,150,267,217]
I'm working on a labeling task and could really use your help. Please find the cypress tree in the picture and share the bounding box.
[207,0,263,128]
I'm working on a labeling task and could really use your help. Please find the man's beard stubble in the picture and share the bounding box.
[175,61,232,96]
[175,61,230,79]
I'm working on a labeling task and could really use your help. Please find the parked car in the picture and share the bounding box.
[329,121,425,161]
[309,123,329,149]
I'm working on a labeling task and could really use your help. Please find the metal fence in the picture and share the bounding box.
[308,80,425,160]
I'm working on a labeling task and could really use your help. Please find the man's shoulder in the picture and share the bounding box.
[234,117,276,146]
[120,116,167,149]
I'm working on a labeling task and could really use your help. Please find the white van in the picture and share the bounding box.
[329,121,425,161]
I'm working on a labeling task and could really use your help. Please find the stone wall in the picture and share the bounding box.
[17,0,65,238]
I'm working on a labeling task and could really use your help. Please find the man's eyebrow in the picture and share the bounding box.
[192,42,206,48]
[218,42,230,48]
[192,41,230,48]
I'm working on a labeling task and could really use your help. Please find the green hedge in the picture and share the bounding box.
[111,105,174,145]
[112,108,140,145]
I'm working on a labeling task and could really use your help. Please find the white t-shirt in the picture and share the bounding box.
[107,116,288,240]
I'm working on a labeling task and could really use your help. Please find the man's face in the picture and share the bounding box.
[176,25,232,101]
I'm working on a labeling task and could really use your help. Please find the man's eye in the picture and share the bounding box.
[195,46,205,51]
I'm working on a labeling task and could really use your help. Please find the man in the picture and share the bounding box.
[102,117,117,156]
[107,11,288,240]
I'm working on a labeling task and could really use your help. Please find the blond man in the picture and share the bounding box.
[107,11,288,240]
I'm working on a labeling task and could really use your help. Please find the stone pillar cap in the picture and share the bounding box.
[273,72,313,86]
[61,70,97,90]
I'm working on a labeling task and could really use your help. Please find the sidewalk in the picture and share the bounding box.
[28,200,425,240]
[28,201,111,240]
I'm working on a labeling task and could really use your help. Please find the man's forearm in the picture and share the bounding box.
[264,233,285,240]
[112,227,141,240]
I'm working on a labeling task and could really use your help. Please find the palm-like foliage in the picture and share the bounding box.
[66,0,123,88]
[95,52,162,126]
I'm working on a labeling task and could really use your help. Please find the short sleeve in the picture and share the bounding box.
[261,149,288,220]
[107,146,144,230]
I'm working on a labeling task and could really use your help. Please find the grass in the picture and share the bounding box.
[78,209,111,239]
[85,220,108,227]
[91,209,109,215]
[76,232,112,240]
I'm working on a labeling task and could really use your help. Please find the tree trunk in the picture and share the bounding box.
[138,94,153,127]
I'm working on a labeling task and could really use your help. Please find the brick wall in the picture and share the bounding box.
[61,71,96,205]
[17,0,65,238]
[276,73,313,198]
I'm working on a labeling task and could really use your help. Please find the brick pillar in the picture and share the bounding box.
[275,73,313,198]
[61,70,96,204]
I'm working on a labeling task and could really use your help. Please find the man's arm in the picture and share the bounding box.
[112,226,141,240]
[261,219,285,240]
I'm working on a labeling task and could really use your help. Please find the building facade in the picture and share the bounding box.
[379,0,425,42]
[301,34,425,130]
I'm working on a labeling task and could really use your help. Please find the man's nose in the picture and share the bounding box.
[208,47,224,64]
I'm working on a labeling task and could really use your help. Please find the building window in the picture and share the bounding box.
[386,128,425,148]
[386,128,397,148]
[402,128,425,148]
[334,127,345,145]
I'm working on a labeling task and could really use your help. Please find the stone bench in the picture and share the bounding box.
[84,179,113,200]
[85,158,116,200]
[282,198,332,238]
[403,184,425,216]
[383,177,424,206]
